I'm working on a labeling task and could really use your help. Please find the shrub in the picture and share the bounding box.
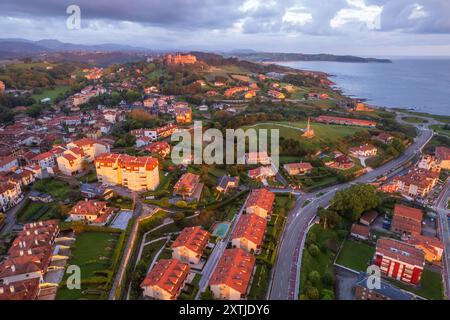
[306,287,320,300]
[308,271,321,285]
[308,244,320,257]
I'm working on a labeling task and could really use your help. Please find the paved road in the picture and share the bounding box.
[268,113,434,300]
[0,193,28,235]
[435,178,450,299]
[108,190,148,300]
[195,193,250,299]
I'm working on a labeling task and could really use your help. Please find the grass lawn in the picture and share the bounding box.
[33,178,77,201]
[108,195,133,210]
[17,201,56,223]
[298,175,339,192]
[335,240,375,272]
[78,170,98,183]
[56,232,119,300]
[387,269,444,300]
[431,124,450,138]
[299,224,346,300]
[242,121,366,151]
[32,85,70,102]
[402,116,428,124]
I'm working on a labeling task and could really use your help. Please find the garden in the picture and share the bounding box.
[56,231,121,300]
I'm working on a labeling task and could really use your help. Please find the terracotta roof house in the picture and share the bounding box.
[173,172,202,199]
[393,168,439,198]
[245,188,275,219]
[374,238,425,285]
[216,175,239,193]
[349,144,378,158]
[435,146,450,170]
[391,204,423,236]
[171,226,210,264]
[359,211,379,226]
[232,214,267,253]
[350,223,370,240]
[283,162,313,176]
[95,153,160,192]
[0,278,41,300]
[69,199,113,225]
[407,234,444,264]
[209,248,256,300]
[374,132,394,144]
[354,272,418,300]
[140,259,190,300]
[243,152,271,165]
[315,115,377,128]
[145,141,171,158]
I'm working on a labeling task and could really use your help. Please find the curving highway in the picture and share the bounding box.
[268,113,435,300]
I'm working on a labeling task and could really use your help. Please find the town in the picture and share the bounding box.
[0,51,449,303]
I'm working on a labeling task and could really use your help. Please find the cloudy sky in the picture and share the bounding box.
[1,0,450,56]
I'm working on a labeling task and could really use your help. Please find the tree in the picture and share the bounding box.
[308,271,321,286]
[321,289,334,300]
[173,212,185,226]
[306,287,320,300]
[0,106,14,124]
[318,208,341,229]
[308,244,320,257]
[330,184,381,221]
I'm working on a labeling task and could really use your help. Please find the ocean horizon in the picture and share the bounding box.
[277,59,450,117]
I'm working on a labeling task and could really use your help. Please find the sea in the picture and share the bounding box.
[277,58,450,117]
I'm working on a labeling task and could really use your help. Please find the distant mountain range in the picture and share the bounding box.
[0,38,152,59]
[0,38,391,64]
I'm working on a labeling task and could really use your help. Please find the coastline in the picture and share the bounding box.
[273,61,450,118]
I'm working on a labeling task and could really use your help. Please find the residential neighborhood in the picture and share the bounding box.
[0,45,448,306]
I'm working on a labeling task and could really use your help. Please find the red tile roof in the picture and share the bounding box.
[0,278,40,300]
[315,115,377,127]
[174,173,200,193]
[171,226,210,255]
[140,259,190,298]
[436,146,450,162]
[284,162,313,172]
[407,234,444,255]
[232,214,267,247]
[209,248,255,294]
[94,153,158,171]
[351,223,370,238]
[391,204,422,235]
[246,188,275,213]
[394,204,422,221]
[69,200,112,220]
[376,238,425,267]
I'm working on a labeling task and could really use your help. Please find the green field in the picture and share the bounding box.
[335,240,375,272]
[17,201,57,223]
[56,232,119,300]
[243,121,366,149]
[388,269,444,300]
[33,178,78,201]
[402,116,428,124]
[431,124,450,138]
[32,85,70,102]
[299,224,345,300]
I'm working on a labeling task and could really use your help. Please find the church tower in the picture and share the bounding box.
[302,117,315,138]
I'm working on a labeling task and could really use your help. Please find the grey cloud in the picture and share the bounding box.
[0,0,245,30]
[367,0,450,34]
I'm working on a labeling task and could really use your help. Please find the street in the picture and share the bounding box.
[435,178,450,299]
[268,113,435,300]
